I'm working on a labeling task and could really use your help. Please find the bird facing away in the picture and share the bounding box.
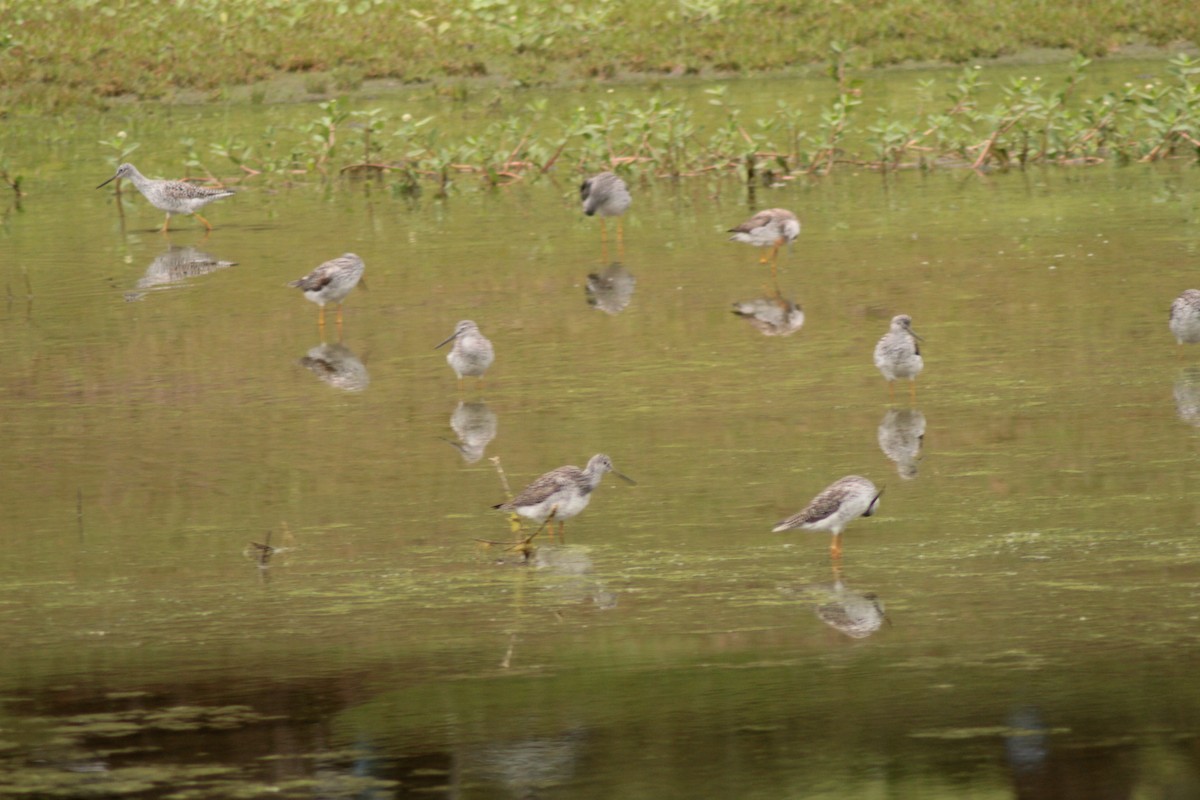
[728,208,800,288]
[288,253,365,333]
[493,454,635,542]
[435,320,495,391]
[874,314,924,403]
[1170,290,1200,353]
[581,172,631,258]
[97,163,234,233]
[773,475,882,559]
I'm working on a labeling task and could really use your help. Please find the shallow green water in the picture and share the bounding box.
[3,63,1200,798]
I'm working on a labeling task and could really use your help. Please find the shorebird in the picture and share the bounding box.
[581,172,631,258]
[435,320,495,391]
[1169,290,1200,354]
[728,208,800,287]
[288,253,365,332]
[493,454,635,542]
[772,475,882,559]
[874,314,924,403]
[97,163,234,233]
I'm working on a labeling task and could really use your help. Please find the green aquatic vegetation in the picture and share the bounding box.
[97,130,139,172]
[4,0,1200,112]
[145,53,1200,191]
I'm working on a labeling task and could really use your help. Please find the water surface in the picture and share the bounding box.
[3,64,1200,798]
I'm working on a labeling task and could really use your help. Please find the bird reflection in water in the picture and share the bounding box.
[124,245,236,302]
[441,400,498,464]
[731,295,805,336]
[464,728,585,799]
[788,563,888,639]
[1174,367,1200,426]
[298,342,369,392]
[533,544,618,610]
[585,263,636,315]
[243,523,296,583]
[878,408,926,479]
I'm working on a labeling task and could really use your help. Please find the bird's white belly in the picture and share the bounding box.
[516,491,592,523]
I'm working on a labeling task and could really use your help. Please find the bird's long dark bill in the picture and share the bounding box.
[864,489,885,517]
[434,331,460,349]
[614,470,637,486]
[97,174,119,189]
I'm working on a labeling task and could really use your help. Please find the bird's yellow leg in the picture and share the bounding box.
[830,533,843,560]
[599,217,608,243]
[555,520,565,543]
[194,212,214,232]
[160,214,171,233]
[508,512,524,535]
[909,379,917,404]
[527,506,559,543]
[616,218,625,260]
[336,302,345,329]
[317,305,327,333]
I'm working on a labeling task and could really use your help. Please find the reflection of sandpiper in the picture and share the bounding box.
[98,163,234,233]
[124,246,236,301]
[878,408,926,479]
[1174,367,1200,426]
[436,320,495,392]
[783,562,888,638]
[731,296,804,336]
[468,728,586,798]
[298,342,369,392]
[534,544,618,610]
[1169,290,1200,353]
[289,253,366,333]
[773,475,882,559]
[813,580,887,639]
[585,263,636,315]
[874,314,924,403]
[442,401,498,464]
[493,454,635,542]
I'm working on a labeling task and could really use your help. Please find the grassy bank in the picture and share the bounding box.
[2,0,1199,111]
[66,52,1200,201]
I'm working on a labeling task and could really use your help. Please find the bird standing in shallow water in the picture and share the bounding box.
[435,320,495,392]
[493,454,635,542]
[1169,290,1200,354]
[581,172,631,259]
[773,475,882,559]
[289,253,366,334]
[97,163,234,233]
[728,208,800,290]
[874,314,924,403]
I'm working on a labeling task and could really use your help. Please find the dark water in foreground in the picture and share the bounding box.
[3,67,1200,798]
